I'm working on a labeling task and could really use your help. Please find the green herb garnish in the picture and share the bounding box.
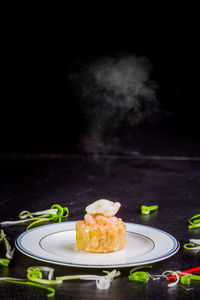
[56,269,121,289]
[0,204,69,230]
[188,214,200,229]
[1,266,59,298]
[0,267,120,297]
[141,205,158,215]
[162,270,180,287]
[3,279,55,298]
[27,266,62,285]
[0,229,15,266]
[0,258,10,267]
[128,265,152,283]
[183,239,200,251]
[180,274,200,285]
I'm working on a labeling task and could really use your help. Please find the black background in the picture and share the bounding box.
[1,7,199,154]
[1,8,200,300]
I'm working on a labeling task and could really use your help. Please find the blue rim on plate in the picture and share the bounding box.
[16,221,180,268]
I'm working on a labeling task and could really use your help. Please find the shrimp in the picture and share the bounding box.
[86,199,121,217]
[84,213,96,225]
[95,215,111,225]
[76,200,126,253]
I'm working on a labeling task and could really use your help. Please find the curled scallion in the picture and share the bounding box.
[0,229,15,262]
[162,270,181,287]
[0,267,59,298]
[0,267,120,297]
[128,265,152,283]
[0,204,69,230]
[27,266,62,285]
[188,214,200,229]
[180,274,200,285]
[3,279,55,298]
[0,258,10,267]
[183,239,200,251]
[141,205,158,215]
[56,269,121,289]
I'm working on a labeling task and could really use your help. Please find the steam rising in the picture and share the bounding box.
[70,55,157,154]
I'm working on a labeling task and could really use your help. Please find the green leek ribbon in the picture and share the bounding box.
[128,265,152,283]
[180,274,200,285]
[0,229,15,266]
[141,205,158,215]
[25,204,69,230]
[1,266,120,297]
[0,204,69,231]
[183,239,200,251]
[188,214,200,229]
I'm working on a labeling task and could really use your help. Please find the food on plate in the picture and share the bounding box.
[76,199,126,253]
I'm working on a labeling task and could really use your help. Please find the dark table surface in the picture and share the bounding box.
[0,154,200,299]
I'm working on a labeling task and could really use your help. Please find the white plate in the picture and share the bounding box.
[16,221,179,268]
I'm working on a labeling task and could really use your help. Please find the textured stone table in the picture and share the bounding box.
[0,155,200,299]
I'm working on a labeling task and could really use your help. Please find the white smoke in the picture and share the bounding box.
[70,54,157,154]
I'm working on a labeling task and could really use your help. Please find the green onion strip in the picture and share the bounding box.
[56,269,121,290]
[0,230,15,264]
[128,265,152,283]
[3,279,55,298]
[183,239,200,252]
[180,274,200,285]
[1,267,59,298]
[162,270,181,287]
[0,258,10,267]
[0,204,69,230]
[27,266,62,285]
[0,267,120,297]
[188,214,200,229]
